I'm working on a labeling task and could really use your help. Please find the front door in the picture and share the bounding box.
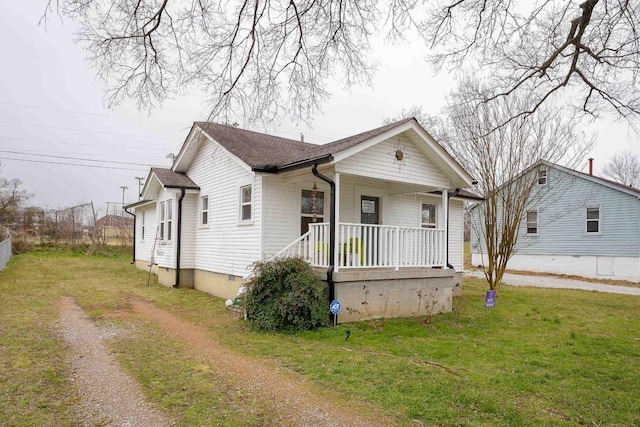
[360,196,379,224]
[359,196,380,266]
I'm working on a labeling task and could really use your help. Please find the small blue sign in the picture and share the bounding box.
[329,300,341,315]
[485,290,497,308]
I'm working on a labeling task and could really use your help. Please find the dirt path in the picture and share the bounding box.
[58,296,174,427]
[58,296,390,426]
[130,298,388,427]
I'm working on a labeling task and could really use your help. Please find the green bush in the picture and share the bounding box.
[244,257,329,331]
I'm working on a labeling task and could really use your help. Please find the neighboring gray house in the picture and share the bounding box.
[471,160,640,282]
[126,118,480,322]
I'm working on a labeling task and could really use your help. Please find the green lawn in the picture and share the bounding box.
[1,246,639,426]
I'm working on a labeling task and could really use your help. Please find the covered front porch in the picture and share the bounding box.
[274,222,447,271]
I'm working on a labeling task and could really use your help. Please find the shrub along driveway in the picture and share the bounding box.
[1,247,640,426]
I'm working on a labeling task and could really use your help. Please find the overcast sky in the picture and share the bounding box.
[1,2,639,217]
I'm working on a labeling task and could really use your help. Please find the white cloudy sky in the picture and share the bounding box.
[1,2,638,215]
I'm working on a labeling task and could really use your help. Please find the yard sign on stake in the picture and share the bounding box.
[485,290,497,308]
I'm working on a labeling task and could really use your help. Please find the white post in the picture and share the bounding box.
[334,172,340,272]
[394,226,400,271]
[442,189,448,268]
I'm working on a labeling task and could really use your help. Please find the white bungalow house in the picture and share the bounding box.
[125,118,480,322]
[471,159,640,282]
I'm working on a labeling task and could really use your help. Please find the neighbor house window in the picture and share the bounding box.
[586,206,600,234]
[421,203,437,228]
[166,199,173,241]
[538,169,547,185]
[201,195,209,225]
[301,189,325,234]
[240,185,252,221]
[141,211,145,240]
[159,201,165,240]
[526,210,538,235]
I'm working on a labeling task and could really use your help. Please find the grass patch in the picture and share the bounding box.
[1,246,639,426]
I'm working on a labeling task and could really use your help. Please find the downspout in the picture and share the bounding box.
[123,206,136,265]
[174,188,186,288]
[446,189,461,269]
[311,164,336,324]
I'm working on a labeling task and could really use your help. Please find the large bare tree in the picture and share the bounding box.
[0,164,32,234]
[44,0,640,126]
[602,150,640,188]
[445,80,594,291]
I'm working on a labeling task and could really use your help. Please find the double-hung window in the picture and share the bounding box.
[538,169,547,185]
[421,203,437,228]
[159,201,165,240]
[159,200,173,241]
[240,185,252,221]
[201,195,209,225]
[586,206,600,234]
[526,210,538,235]
[141,211,146,240]
[166,199,173,240]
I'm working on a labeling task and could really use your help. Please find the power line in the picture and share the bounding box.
[0,149,155,166]
[0,156,151,171]
[0,119,178,140]
[0,101,191,126]
[0,135,173,151]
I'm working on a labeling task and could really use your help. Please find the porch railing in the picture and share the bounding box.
[270,223,445,270]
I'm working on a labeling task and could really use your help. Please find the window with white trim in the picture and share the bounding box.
[421,203,437,229]
[240,185,252,221]
[201,195,209,225]
[526,210,538,235]
[586,206,600,234]
[141,211,145,240]
[159,201,165,240]
[166,199,173,240]
[538,169,547,185]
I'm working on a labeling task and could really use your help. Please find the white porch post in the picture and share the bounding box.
[334,172,340,272]
[442,189,448,268]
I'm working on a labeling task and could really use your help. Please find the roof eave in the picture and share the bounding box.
[252,154,334,174]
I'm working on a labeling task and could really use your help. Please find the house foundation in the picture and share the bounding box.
[320,268,455,323]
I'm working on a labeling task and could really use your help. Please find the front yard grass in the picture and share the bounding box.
[1,246,639,426]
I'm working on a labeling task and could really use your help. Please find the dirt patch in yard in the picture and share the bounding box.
[130,298,390,427]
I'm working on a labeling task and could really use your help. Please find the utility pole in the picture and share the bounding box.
[135,177,145,200]
[120,186,128,215]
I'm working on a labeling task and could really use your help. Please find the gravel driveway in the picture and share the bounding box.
[464,270,640,296]
[57,296,388,427]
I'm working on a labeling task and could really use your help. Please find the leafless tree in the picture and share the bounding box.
[43,1,640,127]
[424,0,640,130]
[445,79,594,291]
[0,164,32,234]
[602,150,640,188]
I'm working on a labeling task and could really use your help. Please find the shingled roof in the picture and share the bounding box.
[152,168,199,189]
[195,118,417,170]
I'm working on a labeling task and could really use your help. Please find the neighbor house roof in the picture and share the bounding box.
[549,160,640,198]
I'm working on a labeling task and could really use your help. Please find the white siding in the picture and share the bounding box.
[135,204,157,263]
[180,193,197,269]
[186,138,262,277]
[448,199,464,271]
[335,134,450,188]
